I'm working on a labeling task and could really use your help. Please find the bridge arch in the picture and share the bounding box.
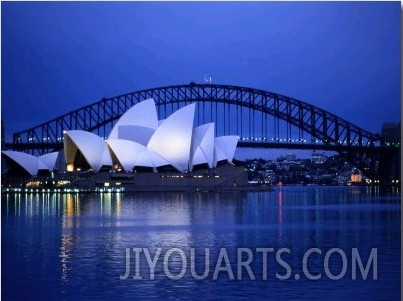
[11,83,383,176]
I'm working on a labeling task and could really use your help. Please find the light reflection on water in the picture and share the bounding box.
[2,186,401,300]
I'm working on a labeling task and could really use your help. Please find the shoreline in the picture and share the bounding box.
[2,184,273,194]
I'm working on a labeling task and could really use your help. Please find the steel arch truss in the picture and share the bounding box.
[11,84,382,176]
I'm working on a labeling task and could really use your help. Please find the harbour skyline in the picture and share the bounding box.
[1,1,400,142]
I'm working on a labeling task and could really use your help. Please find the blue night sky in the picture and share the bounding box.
[1,1,401,144]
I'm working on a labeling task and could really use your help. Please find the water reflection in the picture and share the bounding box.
[60,234,73,284]
[278,189,283,242]
[1,187,401,300]
[3,188,401,233]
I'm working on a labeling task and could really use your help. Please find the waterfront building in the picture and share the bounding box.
[285,153,297,161]
[2,99,239,176]
[381,122,401,146]
[1,150,60,177]
[311,151,326,164]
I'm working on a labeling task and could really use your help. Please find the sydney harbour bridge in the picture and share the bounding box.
[6,83,400,181]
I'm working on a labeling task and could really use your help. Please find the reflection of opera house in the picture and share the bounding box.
[2,99,251,191]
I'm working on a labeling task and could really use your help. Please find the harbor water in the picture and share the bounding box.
[1,186,400,300]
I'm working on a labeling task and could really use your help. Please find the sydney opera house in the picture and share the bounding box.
[2,99,248,190]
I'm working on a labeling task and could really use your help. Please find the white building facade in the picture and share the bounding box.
[3,99,239,175]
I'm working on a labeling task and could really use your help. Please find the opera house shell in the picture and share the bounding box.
[2,150,60,177]
[3,99,239,176]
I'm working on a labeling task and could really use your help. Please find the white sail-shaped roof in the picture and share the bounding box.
[39,152,59,171]
[106,139,169,171]
[108,98,158,140]
[117,125,155,146]
[134,148,169,168]
[64,130,111,172]
[3,101,241,176]
[3,101,242,177]
[190,123,215,171]
[2,151,39,176]
[213,144,227,165]
[106,139,146,171]
[147,103,196,172]
[213,136,239,167]
[101,147,113,167]
[64,134,78,168]
[37,159,48,170]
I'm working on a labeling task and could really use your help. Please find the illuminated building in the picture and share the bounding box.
[63,99,239,173]
[1,150,60,176]
[3,99,239,175]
